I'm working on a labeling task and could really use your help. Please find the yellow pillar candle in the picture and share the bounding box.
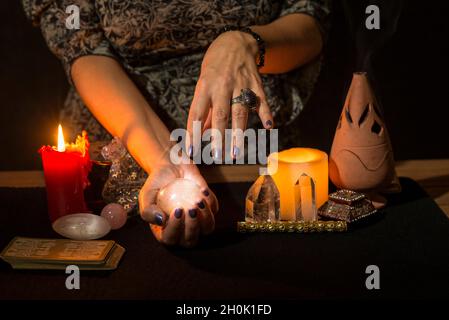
[268,148,328,221]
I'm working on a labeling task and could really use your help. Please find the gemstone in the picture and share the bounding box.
[294,173,317,221]
[293,179,302,220]
[245,175,280,222]
[101,137,127,162]
[101,203,127,230]
[157,178,204,215]
[241,88,258,109]
[52,213,111,240]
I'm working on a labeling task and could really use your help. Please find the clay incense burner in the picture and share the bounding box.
[329,72,401,207]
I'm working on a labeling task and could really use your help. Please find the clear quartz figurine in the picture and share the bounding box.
[101,137,147,211]
[245,175,280,222]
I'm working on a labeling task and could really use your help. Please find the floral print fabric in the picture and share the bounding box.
[22,0,330,148]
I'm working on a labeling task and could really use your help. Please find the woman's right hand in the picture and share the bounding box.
[138,162,218,248]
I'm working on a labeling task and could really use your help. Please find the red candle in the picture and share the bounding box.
[39,125,92,222]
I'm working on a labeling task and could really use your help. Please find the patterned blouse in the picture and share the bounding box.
[22,0,330,148]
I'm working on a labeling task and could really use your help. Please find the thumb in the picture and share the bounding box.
[139,188,167,226]
[140,204,167,226]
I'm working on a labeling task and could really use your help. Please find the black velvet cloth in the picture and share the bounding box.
[0,178,448,300]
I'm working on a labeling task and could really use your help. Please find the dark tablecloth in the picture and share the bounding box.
[0,178,448,300]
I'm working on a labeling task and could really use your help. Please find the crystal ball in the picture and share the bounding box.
[157,178,204,215]
[101,203,128,230]
[52,213,111,240]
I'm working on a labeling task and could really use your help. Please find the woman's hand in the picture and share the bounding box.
[187,30,273,160]
[138,162,218,248]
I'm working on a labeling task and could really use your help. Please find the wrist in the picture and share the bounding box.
[230,30,259,57]
[132,140,174,174]
[240,31,260,61]
[151,156,173,172]
[148,144,176,173]
[220,26,265,68]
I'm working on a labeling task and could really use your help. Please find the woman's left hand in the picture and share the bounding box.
[187,30,273,160]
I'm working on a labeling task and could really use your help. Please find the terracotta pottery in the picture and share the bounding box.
[329,72,401,203]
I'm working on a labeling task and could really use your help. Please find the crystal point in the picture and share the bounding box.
[297,173,317,221]
[245,175,280,222]
[294,179,302,220]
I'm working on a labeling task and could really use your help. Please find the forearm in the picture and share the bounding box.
[71,55,172,173]
[250,13,323,74]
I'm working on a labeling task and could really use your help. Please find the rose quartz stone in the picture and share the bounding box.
[101,203,127,230]
[157,178,203,215]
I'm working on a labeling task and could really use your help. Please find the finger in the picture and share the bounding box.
[160,208,184,246]
[187,82,210,157]
[141,185,159,205]
[202,188,219,214]
[149,224,163,242]
[196,199,215,235]
[252,82,273,129]
[181,208,200,248]
[211,91,231,161]
[203,109,212,131]
[139,186,166,226]
[231,88,249,159]
[184,167,219,213]
[139,204,167,226]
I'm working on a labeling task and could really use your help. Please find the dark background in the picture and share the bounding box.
[0,0,448,170]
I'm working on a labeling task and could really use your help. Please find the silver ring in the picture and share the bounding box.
[230,88,259,112]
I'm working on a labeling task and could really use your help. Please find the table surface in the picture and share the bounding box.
[1,161,449,300]
[1,159,449,217]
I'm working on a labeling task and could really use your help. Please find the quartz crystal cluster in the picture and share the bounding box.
[245,173,318,223]
[101,137,147,211]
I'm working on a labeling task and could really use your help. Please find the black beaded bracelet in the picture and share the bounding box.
[221,25,266,68]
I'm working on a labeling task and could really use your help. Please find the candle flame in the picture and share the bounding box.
[57,124,66,152]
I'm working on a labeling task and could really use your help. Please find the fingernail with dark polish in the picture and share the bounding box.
[174,208,183,219]
[188,145,194,157]
[197,200,205,209]
[266,120,273,128]
[189,209,197,218]
[233,146,240,158]
[203,189,210,197]
[155,213,164,225]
